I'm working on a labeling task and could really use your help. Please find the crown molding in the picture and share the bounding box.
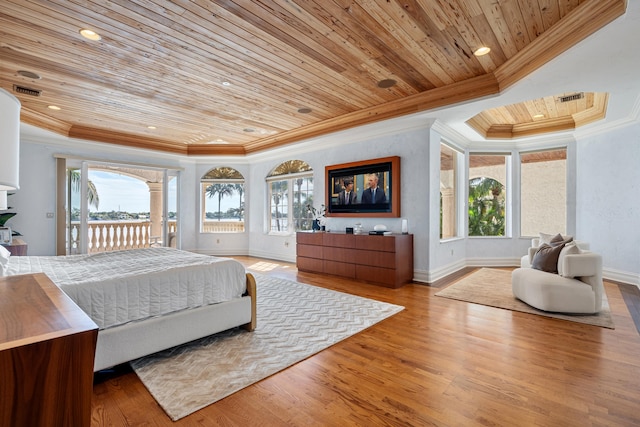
[20,123,190,164]
[574,93,640,139]
[242,113,434,163]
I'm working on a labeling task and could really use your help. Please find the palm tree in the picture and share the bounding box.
[233,183,244,220]
[70,169,100,210]
[270,181,288,231]
[468,177,505,236]
[206,183,235,220]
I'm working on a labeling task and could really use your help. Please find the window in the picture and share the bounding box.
[440,143,462,239]
[468,153,509,237]
[266,160,314,233]
[201,167,245,233]
[520,148,566,236]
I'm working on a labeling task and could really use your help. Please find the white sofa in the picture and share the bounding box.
[513,240,604,314]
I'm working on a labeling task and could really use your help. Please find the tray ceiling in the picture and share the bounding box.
[0,0,626,155]
[467,92,608,139]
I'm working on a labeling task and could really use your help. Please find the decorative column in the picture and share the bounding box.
[441,187,455,239]
[147,182,163,242]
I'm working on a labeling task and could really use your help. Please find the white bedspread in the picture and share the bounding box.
[6,248,246,330]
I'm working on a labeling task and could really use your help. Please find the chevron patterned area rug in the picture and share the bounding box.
[130,274,404,421]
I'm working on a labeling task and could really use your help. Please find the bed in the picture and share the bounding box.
[1,247,256,371]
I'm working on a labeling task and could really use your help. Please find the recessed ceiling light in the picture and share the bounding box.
[79,28,101,41]
[147,126,156,129]
[474,46,491,56]
[17,70,41,79]
[377,79,397,88]
[243,128,255,133]
[297,107,312,114]
[47,105,61,110]
[222,81,231,86]
[533,114,545,119]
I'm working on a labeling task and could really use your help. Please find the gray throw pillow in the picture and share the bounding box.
[540,232,573,245]
[531,242,565,273]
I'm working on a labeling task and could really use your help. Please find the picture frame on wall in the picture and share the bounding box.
[0,226,12,245]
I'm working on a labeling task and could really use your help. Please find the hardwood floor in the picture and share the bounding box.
[91,257,640,426]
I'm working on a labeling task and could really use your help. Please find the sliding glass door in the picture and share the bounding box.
[57,157,180,255]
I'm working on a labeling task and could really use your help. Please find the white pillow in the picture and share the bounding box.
[0,244,10,265]
[0,245,10,276]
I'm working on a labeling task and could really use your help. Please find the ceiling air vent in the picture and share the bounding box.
[13,84,42,96]
[558,92,584,103]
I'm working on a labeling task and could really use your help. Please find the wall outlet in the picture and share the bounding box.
[46,212,54,218]
[216,239,220,244]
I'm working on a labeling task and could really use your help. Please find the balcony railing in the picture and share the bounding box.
[70,220,177,254]
[202,220,245,233]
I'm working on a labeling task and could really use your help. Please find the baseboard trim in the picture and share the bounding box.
[195,250,640,289]
[429,258,639,288]
[603,268,640,287]
[423,260,467,283]
[248,249,296,264]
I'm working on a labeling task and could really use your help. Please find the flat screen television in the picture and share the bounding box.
[325,156,400,218]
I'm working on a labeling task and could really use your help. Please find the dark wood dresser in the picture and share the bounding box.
[296,231,413,288]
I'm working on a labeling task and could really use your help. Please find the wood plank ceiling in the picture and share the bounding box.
[466,91,608,139]
[0,0,626,155]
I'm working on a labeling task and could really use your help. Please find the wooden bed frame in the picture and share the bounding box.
[93,273,257,371]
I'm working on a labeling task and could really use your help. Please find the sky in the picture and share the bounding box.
[72,171,177,213]
[78,171,238,214]
[69,166,307,216]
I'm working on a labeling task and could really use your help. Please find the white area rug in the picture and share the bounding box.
[130,274,404,421]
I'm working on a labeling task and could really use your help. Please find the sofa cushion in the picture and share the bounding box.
[558,243,581,277]
[531,242,566,273]
[512,267,600,313]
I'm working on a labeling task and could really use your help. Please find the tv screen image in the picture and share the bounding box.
[325,156,400,217]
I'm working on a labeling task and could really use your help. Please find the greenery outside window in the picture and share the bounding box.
[468,153,509,237]
[201,167,245,233]
[520,148,566,237]
[267,160,314,234]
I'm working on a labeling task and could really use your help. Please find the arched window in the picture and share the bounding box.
[266,160,314,233]
[201,167,245,233]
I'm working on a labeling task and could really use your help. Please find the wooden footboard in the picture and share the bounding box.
[242,273,257,331]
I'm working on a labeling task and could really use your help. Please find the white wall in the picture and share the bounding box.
[12,130,194,255]
[576,122,640,284]
[11,116,640,285]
